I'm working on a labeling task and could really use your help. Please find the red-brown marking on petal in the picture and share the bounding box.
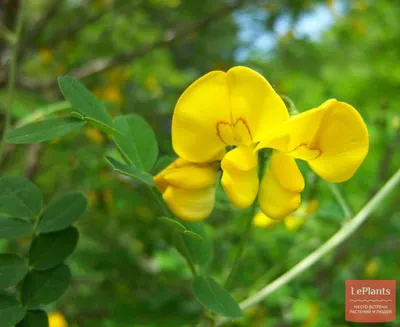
[216,121,231,144]
[234,117,253,141]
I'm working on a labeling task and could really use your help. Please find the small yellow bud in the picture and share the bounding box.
[365,259,379,278]
[85,127,105,144]
[284,216,305,231]
[39,48,53,65]
[48,312,68,327]
[253,211,281,228]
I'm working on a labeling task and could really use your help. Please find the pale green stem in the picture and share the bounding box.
[16,101,71,128]
[110,137,197,276]
[217,168,400,326]
[224,153,267,289]
[146,184,197,276]
[280,94,298,115]
[0,0,25,161]
[0,21,16,44]
[328,183,353,218]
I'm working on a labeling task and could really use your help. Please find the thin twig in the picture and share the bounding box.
[0,0,25,162]
[224,152,267,290]
[18,0,63,60]
[217,168,400,326]
[22,0,244,91]
[327,183,353,218]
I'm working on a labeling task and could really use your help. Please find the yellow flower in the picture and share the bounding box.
[253,210,281,228]
[39,48,53,65]
[164,66,368,221]
[284,216,306,231]
[154,158,219,221]
[173,67,288,212]
[365,258,379,278]
[306,198,319,215]
[48,312,68,327]
[102,86,122,105]
[254,199,317,230]
[256,99,368,219]
[85,127,105,143]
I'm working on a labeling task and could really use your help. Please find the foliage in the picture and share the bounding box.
[0,0,399,326]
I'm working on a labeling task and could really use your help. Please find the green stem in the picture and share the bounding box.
[146,184,197,277]
[217,168,400,326]
[280,94,298,115]
[0,0,25,161]
[328,183,353,218]
[224,153,267,289]
[110,137,197,276]
[16,101,71,128]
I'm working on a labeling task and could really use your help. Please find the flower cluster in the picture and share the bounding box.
[155,67,369,221]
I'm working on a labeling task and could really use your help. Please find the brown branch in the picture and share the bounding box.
[70,0,246,79]
[24,143,42,178]
[43,0,138,49]
[18,0,64,60]
[20,0,246,90]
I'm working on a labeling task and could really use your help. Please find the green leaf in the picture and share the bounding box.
[58,76,114,133]
[0,294,26,327]
[113,114,158,171]
[0,176,42,220]
[21,264,71,308]
[183,230,203,241]
[5,118,86,144]
[105,156,155,186]
[181,222,213,266]
[37,193,87,233]
[192,276,243,318]
[0,254,28,289]
[16,310,48,327]
[159,217,186,233]
[83,116,119,134]
[29,227,79,270]
[0,216,33,239]
[152,155,175,175]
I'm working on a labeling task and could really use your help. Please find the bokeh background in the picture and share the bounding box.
[1,0,399,326]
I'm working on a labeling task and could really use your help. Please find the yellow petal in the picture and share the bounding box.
[253,210,281,228]
[154,158,218,192]
[48,312,69,327]
[172,71,230,162]
[221,145,259,208]
[172,67,289,162]
[163,164,218,189]
[284,216,305,231]
[162,185,215,221]
[227,67,289,142]
[259,151,304,219]
[308,101,369,182]
[257,99,369,182]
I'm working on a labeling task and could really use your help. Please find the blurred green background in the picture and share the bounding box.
[1,0,399,326]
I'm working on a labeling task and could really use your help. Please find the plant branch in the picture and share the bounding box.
[224,151,267,290]
[18,0,63,60]
[327,183,353,219]
[24,0,245,91]
[217,168,400,326]
[0,0,25,162]
[15,101,71,127]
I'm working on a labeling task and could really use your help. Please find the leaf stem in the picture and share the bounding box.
[217,168,400,326]
[328,183,353,219]
[109,137,197,276]
[146,184,197,276]
[0,0,25,162]
[224,152,267,289]
[16,101,72,128]
[280,94,298,115]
